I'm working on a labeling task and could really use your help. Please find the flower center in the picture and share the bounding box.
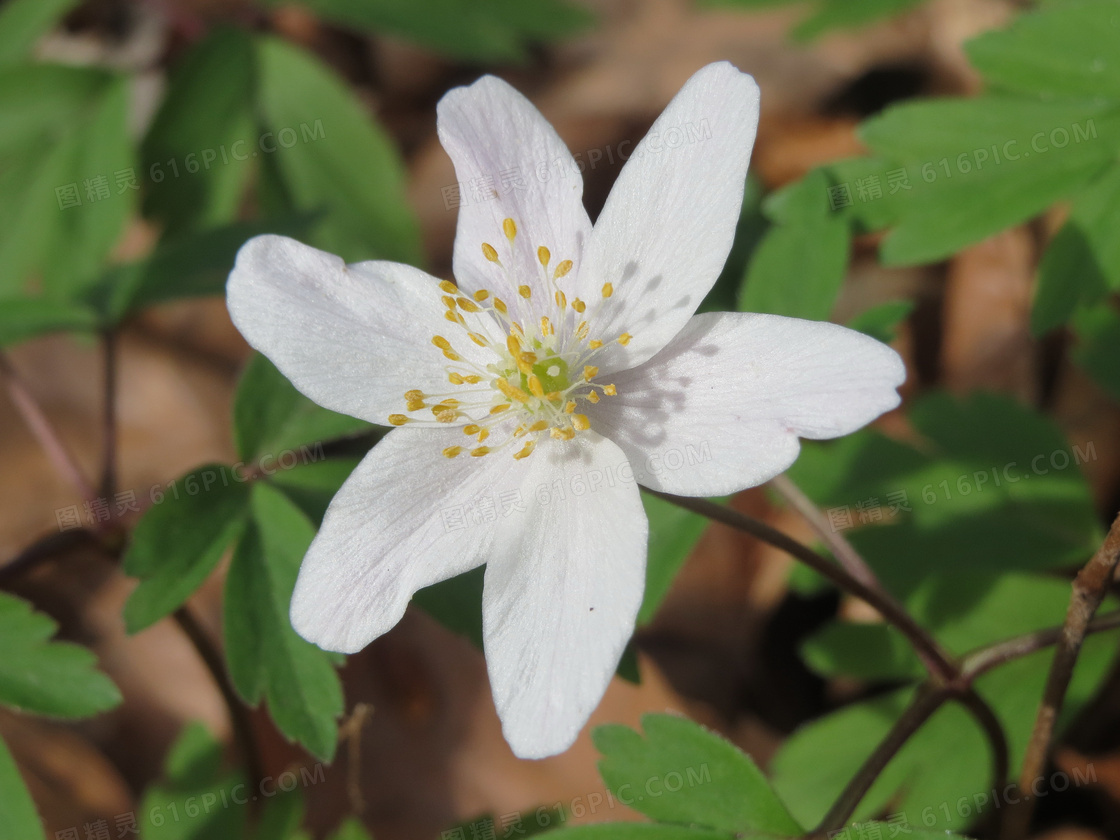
[386,217,631,460]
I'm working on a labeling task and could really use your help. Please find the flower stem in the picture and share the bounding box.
[0,351,98,503]
[1002,512,1120,840]
[650,491,957,680]
[768,474,880,591]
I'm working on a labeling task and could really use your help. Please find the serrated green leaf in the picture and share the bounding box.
[224,483,344,760]
[123,466,251,633]
[0,65,133,297]
[594,713,802,835]
[253,35,420,264]
[0,0,80,65]
[637,492,710,626]
[738,171,851,320]
[0,735,45,840]
[0,297,99,347]
[233,354,370,463]
[0,592,121,718]
[966,0,1120,101]
[845,300,913,343]
[1032,164,1120,334]
[257,0,593,63]
[140,27,257,236]
[856,98,1120,265]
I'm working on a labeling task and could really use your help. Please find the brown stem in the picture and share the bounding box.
[962,610,1120,681]
[173,606,264,800]
[813,683,949,837]
[1003,512,1120,840]
[768,474,880,591]
[1,351,98,503]
[99,331,118,499]
[651,491,958,681]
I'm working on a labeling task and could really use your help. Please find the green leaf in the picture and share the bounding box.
[0,735,45,840]
[140,27,257,236]
[0,592,121,718]
[845,300,914,343]
[1032,164,1120,334]
[123,466,251,633]
[966,0,1120,101]
[793,0,925,40]
[327,819,373,840]
[0,297,99,347]
[258,0,593,63]
[856,97,1120,265]
[224,482,344,760]
[593,713,802,835]
[138,722,246,840]
[0,66,133,297]
[0,0,80,65]
[637,492,710,626]
[802,622,922,681]
[268,457,362,525]
[1072,303,1120,402]
[253,35,421,264]
[233,354,371,464]
[534,827,728,840]
[738,171,851,320]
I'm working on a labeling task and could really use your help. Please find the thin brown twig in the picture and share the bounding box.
[769,473,880,590]
[0,351,98,503]
[99,331,118,499]
[1003,512,1120,840]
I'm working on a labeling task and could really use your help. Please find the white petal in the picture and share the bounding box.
[437,75,592,306]
[578,63,760,373]
[482,433,647,759]
[291,426,533,653]
[588,312,906,497]
[227,235,499,425]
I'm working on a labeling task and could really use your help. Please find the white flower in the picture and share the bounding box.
[226,62,905,759]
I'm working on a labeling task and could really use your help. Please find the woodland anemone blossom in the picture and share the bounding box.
[226,62,905,759]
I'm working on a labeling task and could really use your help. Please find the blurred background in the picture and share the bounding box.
[2,1,1119,839]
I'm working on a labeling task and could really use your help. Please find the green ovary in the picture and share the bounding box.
[522,354,570,394]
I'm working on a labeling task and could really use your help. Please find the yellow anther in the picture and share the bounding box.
[497,378,530,404]
[575,321,589,340]
[432,336,452,351]
[506,334,522,356]
[540,316,553,336]
[406,399,425,411]
[514,440,536,460]
[482,242,500,263]
[464,424,481,435]
[571,414,590,431]
[439,280,458,294]
[494,297,508,314]
[519,352,538,365]
[477,428,490,442]
[470,446,491,457]
[434,409,458,423]
[537,246,550,267]
[587,391,600,404]
[564,401,576,414]
[527,374,545,397]
[589,339,603,349]
[528,420,549,432]
[555,290,567,309]
[441,295,458,309]
[443,350,461,362]
[546,391,562,402]
[490,403,512,414]
[503,218,517,241]
[602,282,614,298]
[448,372,464,385]
[514,425,527,437]
[618,332,632,346]
[463,374,482,384]
[405,389,424,401]
[468,332,488,347]
[603,384,617,396]
[473,289,489,302]
[433,398,460,411]
[443,446,462,458]
[458,298,481,313]
[518,285,532,299]
[572,298,586,313]
[583,365,599,381]
[553,260,573,279]
[444,311,464,324]
[388,414,410,426]
[550,426,576,440]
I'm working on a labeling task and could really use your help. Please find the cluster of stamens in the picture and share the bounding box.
[386,217,632,460]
